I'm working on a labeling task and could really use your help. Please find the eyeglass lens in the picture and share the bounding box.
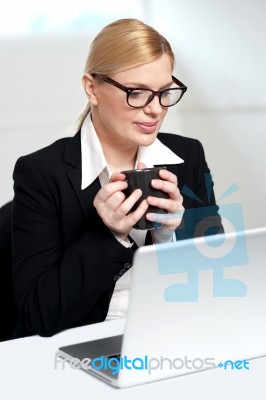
[127,88,183,107]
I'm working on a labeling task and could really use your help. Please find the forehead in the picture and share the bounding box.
[111,54,173,86]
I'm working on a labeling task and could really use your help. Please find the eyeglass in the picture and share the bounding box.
[92,74,187,108]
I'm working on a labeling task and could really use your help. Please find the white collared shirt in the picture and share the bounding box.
[80,114,184,320]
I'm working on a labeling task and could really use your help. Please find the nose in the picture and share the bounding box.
[143,94,164,115]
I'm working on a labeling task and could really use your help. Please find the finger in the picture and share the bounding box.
[104,190,126,212]
[125,199,149,226]
[158,168,178,184]
[94,180,127,204]
[151,179,180,199]
[136,162,147,170]
[147,196,183,213]
[146,212,184,230]
[114,188,143,219]
[146,210,185,222]
[111,172,126,182]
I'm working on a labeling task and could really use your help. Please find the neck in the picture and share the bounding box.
[103,142,137,172]
[91,111,138,172]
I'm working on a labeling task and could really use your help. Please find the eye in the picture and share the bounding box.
[161,90,171,98]
[128,90,145,98]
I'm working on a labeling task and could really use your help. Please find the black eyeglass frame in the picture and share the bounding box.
[91,74,187,108]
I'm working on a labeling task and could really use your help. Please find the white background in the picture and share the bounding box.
[1,0,266,230]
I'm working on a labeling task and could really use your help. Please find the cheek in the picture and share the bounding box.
[106,104,139,125]
[97,101,136,134]
[160,108,169,124]
[99,93,127,119]
[162,108,169,118]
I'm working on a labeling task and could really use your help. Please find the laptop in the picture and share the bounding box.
[58,227,266,388]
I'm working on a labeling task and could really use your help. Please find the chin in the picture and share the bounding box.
[137,133,158,147]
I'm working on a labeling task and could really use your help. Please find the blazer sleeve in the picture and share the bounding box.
[12,156,135,337]
[176,138,224,240]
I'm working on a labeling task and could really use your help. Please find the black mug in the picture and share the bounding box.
[121,166,169,230]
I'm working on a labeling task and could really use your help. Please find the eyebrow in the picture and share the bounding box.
[123,81,174,90]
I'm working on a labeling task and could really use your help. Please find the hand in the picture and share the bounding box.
[93,167,149,240]
[145,168,184,232]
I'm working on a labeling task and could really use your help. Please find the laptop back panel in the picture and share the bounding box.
[117,228,266,387]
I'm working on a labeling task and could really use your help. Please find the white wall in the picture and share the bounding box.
[0,33,91,204]
[149,0,266,231]
[1,0,265,231]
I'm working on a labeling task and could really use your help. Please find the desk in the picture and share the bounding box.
[0,319,265,400]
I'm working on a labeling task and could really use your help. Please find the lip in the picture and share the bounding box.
[135,121,158,134]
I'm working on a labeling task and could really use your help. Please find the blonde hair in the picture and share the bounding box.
[76,18,175,130]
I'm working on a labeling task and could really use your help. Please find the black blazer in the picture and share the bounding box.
[12,132,222,339]
[0,202,18,341]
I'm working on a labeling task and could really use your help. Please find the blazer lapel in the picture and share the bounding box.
[63,131,101,221]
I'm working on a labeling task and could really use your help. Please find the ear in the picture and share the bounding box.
[82,73,98,106]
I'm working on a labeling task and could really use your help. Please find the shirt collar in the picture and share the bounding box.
[81,114,184,190]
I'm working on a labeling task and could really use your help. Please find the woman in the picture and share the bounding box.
[12,18,223,339]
